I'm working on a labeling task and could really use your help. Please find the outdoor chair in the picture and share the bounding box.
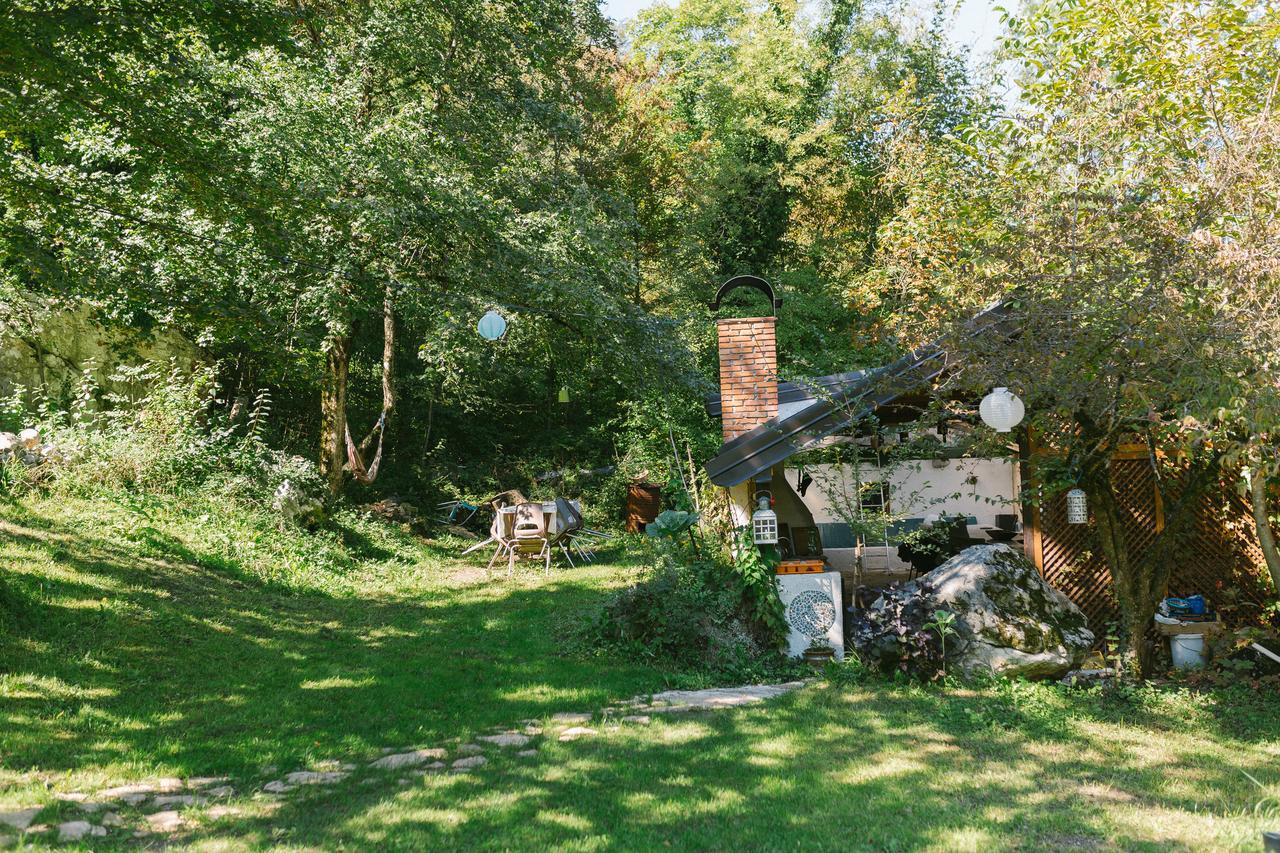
[550,497,588,567]
[484,505,516,573]
[506,501,552,575]
[945,515,984,551]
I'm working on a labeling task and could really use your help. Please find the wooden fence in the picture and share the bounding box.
[1026,449,1273,638]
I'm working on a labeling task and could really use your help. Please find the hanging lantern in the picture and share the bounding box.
[979,387,1026,433]
[558,386,570,404]
[477,310,507,341]
[1066,488,1088,524]
[751,492,778,545]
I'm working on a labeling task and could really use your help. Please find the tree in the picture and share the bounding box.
[2,0,683,495]
[863,0,1280,675]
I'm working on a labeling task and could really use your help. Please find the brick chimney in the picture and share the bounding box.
[717,316,778,442]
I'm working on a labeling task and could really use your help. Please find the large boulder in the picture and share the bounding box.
[886,544,1094,679]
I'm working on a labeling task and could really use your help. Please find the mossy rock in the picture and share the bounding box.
[893,544,1094,679]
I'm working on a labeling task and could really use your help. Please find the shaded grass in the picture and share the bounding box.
[0,493,672,800]
[2,492,1279,850]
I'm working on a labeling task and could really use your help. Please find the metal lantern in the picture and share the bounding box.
[751,493,778,545]
[1066,488,1088,524]
[558,386,570,404]
[477,309,507,341]
[979,387,1026,433]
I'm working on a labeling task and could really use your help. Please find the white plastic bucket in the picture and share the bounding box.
[1170,634,1207,669]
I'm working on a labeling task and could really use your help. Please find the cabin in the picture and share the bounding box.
[703,276,1272,648]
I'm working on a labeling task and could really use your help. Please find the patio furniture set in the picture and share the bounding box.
[454,489,610,575]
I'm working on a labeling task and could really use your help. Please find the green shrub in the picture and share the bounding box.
[576,525,799,682]
[1,361,326,518]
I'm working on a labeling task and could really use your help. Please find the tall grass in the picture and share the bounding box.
[3,361,324,509]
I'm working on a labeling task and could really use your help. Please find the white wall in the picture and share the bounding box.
[794,459,1019,524]
[788,458,1021,574]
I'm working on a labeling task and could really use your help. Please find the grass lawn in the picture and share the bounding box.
[2,491,1279,850]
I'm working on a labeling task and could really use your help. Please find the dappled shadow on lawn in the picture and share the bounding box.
[0,503,665,785]
[177,683,1279,850]
[3,498,1276,849]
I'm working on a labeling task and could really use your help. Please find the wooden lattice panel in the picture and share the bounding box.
[1034,458,1273,639]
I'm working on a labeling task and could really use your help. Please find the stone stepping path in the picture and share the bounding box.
[0,680,806,846]
[613,681,807,714]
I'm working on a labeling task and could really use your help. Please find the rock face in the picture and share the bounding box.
[886,544,1093,679]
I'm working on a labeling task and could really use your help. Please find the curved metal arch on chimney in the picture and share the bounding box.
[709,274,781,316]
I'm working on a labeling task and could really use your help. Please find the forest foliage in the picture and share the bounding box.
[0,0,986,509]
[2,0,1278,569]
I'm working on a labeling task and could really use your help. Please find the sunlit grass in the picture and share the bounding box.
[1,491,1278,850]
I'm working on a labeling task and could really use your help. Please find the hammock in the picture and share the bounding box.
[344,412,386,484]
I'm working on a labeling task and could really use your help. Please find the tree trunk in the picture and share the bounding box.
[1250,471,1280,594]
[1083,460,1154,678]
[319,332,351,495]
[358,282,396,455]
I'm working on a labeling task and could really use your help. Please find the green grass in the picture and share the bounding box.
[2,491,1279,850]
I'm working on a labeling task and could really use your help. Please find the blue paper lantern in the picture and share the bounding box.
[477,310,507,341]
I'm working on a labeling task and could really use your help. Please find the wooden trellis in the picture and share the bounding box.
[1026,448,1273,638]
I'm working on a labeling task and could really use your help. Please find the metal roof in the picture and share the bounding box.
[703,301,1014,487]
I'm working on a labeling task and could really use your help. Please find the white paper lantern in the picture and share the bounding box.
[1066,488,1088,524]
[979,387,1025,433]
[752,493,778,545]
[477,310,507,341]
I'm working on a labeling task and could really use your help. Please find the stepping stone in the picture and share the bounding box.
[559,726,597,742]
[451,756,487,771]
[517,749,538,758]
[456,743,484,756]
[262,781,295,794]
[100,784,155,800]
[369,748,447,770]
[152,794,205,809]
[422,761,446,772]
[0,809,42,831]
[284,770,347,786]
[101,813,124,828]
[622,715,651,725]
[76,801,107,814]
[633,682,806,712]
[57,821,105,841]
[478,733,531,748]
[204,786,235,799]
[206,805,241,819]
[187,777,231,789]
[522,724,543,736]
[54,793,88,803]
[551,712,591,724]
[145,811,182,833]
[119,794,149,806]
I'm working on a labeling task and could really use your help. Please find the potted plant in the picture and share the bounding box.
[802,638,836,668]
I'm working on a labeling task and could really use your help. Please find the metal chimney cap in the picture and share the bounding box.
[709,275,781,316]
